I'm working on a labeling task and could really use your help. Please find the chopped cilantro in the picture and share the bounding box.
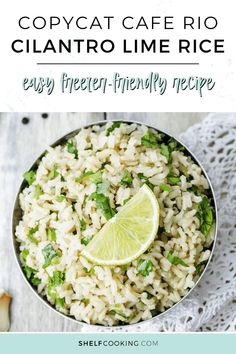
[31,277,41,286]
[47,271,65,302]
[83,267,95,275]
[66,141,78,159]
[167,174,181,185]
[56,195,66,202]
[75,171,93,183]
[168,138,178,151]
[24,266,35,280]
[109,309,130,320]
[76,170,102,184]
[34,184,42,199]
[188,185,201,195]
[137,301,145,310]
[195,260,207,275]
[121,170,133,187]
[196,196,214,236]
[23,170,36,186]
[168,138,186,152]
[28,224,39,245]
[137,259,153,276]
[48,164,59,180]
[81,236,92,246]
[21,249,29,264]
[50,271,65,286]
[137,173,154,191]
[167,250,189,267]
[90,192,116,220]
[106,122,121,136]
[47,228,56,242]
[55,298,65,309]
[88,171,103,184]
[80,219,87,231]
[96,181,110,194]
[159,183,171,192]
[47,284,57,299]
[42,244,60,268]
[24,266,41,286]
[123,197,131,205]
[160,143,171,162]
[141,131,159,148]
[120,264,129,275]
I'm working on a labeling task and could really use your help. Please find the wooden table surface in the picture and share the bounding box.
[0,112,208,332]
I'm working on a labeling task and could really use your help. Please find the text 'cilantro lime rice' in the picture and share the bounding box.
[15,122,215,326]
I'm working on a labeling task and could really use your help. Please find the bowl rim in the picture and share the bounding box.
[11,118,218,330]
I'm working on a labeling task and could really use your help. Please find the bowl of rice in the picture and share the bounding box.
[12,120,217,327]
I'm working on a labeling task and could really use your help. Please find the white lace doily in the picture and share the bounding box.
[81,113,236,332]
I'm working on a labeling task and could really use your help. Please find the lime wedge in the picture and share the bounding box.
[81,184,159,265]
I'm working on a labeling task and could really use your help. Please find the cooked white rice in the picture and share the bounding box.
[15,122,215,326]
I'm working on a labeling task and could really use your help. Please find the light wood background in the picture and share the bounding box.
[0,112,208,332]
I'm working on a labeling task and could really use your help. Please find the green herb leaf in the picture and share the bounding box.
[167,174,181,185]
[47,228,57,242]
[75,171,93,183]
[106,122,121,136]
[168,138,186,152]
[87,171,102,184]
[137,173,147,180]
[56,195,66,202]
[28,224,39,245]
[81,236,92,246]
[137,301,145,310]
[167,250,189,267]
[23,170,36,186]
[55,297,65,309]
[31,277,41,286]
[80,219,87,231]
[120,264,129,275]
[24,266,41,286]
[48,164,59,180]
[137,173,154,191]
[168,138,178,151]
[141,131,159,148]
[47,271,65,298]
[24,266,36,280]
[21,249,29,265]
[50,271,65,286]
[160,143,171,162]
[188,185,201,195]
[42,244,59,268]
[75,170,102,184]
[121,170,133,187]
[137,259,153,276]
[66,141,78,159]
[109,309,130,320]
[123,197,131,205]
[195,260,207,275]
[90,193,116,220]
[47,284,57,299]
[159,183,171,192]
[34,184,42,199]
[83,267,95,275]
[196,196,213,236]
[96,181,110,194]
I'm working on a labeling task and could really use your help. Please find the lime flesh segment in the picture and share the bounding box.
[81,184,159,265]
